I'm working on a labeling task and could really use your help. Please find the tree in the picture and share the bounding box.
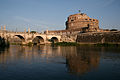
[110,29,118,31]
[30,31,37,33]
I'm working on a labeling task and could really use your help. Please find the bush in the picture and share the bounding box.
[27,42,33,46]
[30,31,37,33]
[110,29,118,31]
[94,43,120,47]
[54,42,79,46]
[0,37,10,48]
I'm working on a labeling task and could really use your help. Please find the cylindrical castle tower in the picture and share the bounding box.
[66,13,99,31]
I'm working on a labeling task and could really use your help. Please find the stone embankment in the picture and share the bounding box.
[76,31,120,44]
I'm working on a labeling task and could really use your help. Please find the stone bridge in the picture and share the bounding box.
[0,31,62,44]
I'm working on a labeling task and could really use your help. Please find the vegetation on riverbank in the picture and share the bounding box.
[0,37,10,48]
[11,42,33,46]
[53,42,120,47]
[11,43,22,45]
[53,42,79,46]
[10,41,120,47]
[94,43,120,47]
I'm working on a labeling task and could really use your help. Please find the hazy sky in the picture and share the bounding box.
[0,0,120,32]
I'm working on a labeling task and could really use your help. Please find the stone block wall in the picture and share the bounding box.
[76,31,120,44]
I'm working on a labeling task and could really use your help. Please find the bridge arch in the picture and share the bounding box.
[32,36,44,45]
[14,35,25,41]
[14,35,25,40]
[11,35,25,44]
[51,37,59,43]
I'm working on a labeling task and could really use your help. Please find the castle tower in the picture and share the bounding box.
[66,13,99,31]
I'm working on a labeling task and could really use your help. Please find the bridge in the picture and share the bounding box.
[0,30,62,44]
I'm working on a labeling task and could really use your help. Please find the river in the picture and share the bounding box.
[0,45,120,80]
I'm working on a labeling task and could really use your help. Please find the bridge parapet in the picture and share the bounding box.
[0,30,62,44]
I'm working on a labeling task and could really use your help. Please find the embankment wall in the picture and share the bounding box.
[76,31,120,44]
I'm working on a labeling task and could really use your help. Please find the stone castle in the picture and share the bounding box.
[66,13,99,32]
[47,12,101,34]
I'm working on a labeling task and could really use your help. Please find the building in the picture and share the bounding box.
[66,13,99,32]
[46,13,100,34]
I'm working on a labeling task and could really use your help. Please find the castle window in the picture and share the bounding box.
[93,19,95,21]
[85,19,88,20]
[71,20,74,21]
[74,17,76,20]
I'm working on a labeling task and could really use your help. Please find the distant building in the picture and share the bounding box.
[66,13,99,32]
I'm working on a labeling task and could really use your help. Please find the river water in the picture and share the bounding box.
[0,45,120,80]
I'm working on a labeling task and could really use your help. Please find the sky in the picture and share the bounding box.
[0,0,120,32]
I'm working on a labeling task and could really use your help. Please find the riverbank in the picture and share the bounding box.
[0,37,9,48]
[10,41,120,47]
[53,42,79,46]
[10,42,33,46]
[53,42,120,47]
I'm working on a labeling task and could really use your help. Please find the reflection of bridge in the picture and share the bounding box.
[0,30,61,44]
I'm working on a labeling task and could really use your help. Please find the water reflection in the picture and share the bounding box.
[0,45,120,77]
[66,46,101,75]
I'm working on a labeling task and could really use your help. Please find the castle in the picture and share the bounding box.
[66,13,99,32]
[46,13,101,34]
